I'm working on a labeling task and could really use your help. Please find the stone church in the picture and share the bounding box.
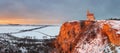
[87,10,95,21]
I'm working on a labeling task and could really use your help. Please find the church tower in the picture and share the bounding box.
[87,10,95,21]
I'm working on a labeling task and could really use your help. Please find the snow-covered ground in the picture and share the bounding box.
[97,20,120,34]
[0,25,60,39]
[0,26,40,33]
[75,20,120,53]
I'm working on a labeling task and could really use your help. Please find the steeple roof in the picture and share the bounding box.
[87,10,94,16]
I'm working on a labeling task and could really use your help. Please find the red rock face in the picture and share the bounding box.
[102,24,120,46]
[54,21,81,53]
[53,20,120,53]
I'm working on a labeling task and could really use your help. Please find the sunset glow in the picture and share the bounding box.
[0,18,60,24]
[0,0,119,24]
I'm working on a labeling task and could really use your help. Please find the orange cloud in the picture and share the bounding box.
[0,12,61,24]
[0,18,61,24]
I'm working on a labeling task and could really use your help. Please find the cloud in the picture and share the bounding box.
[0,0,120,24]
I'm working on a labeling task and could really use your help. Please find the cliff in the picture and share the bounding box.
[53,20,120,53]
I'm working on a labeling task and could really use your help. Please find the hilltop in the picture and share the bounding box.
[53,20,120,53]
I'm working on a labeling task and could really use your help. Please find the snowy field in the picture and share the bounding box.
[0,25,61,39]
[0,26,40,33]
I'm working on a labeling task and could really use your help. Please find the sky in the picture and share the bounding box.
[0,0,120,24]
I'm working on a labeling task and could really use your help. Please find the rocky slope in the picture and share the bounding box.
[53,20,120,53]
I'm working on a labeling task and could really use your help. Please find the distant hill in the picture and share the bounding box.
[107,18,120,20]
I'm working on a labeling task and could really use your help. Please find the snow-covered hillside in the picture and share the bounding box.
[0,20,120,53]
[0,25,60,39]
[0,25,60,53]
[54,20,120,53]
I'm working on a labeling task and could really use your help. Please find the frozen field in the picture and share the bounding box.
[0,25,60,39]
[0,26,40,33]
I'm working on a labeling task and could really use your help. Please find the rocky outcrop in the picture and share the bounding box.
[53,20,120,53]
[102,24,120,46]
